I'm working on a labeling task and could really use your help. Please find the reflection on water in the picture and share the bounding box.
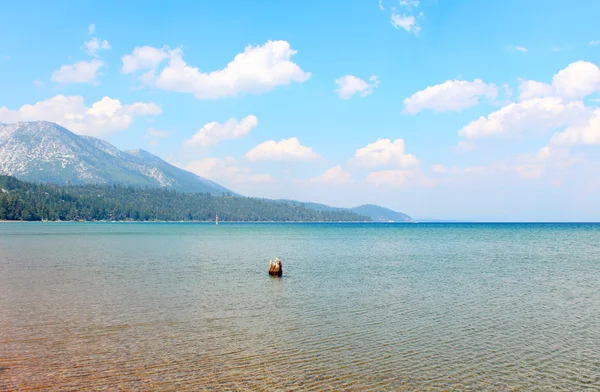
[0,223,599,390]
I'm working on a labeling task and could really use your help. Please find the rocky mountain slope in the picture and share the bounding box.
[0,121,232,195]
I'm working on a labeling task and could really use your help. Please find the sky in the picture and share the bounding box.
[1,0,600,221]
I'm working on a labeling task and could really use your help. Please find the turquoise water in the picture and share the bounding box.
[0,222,599,390]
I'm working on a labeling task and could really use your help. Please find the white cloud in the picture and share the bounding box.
[51,59,104,84]
[389,0,422,33]
[552,61,600,99]
[404,79,498,114]
[515,46,528,52]
[309,165,351,185]
[245,137,319,162]
[378,0,384,10]
[399,0,420,8]
[516,61,600,101]
[390,13,420,34]
[352,138,419,168]
[458,97,587,139]
[184,115,258,148]
[513,146,577,179]
[0,95,161,136]
[88,24,95,35]
[83,37,111,57]
[121,46,171,74]
[33,79,44,88]
[589,40,600,46]
[518,79,553,101]
[123,41,311,99]
[185,157,272,183]
[125,102,163,116]
[551,109,600,145]
[335,75,379,99]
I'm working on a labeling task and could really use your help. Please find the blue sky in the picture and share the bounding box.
[1,0,600,221]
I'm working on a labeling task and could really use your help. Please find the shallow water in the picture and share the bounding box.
[0,222,599,391]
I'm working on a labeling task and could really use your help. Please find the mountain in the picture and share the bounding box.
[278,200,413,222]
[350,204,412,222]
[0,121,233,195]
[0,175,369,222]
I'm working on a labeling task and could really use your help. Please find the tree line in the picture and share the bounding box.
[0,175,369,222]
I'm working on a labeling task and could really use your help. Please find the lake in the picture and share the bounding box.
[0,222,599,390]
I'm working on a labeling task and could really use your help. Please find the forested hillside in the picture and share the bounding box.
[0,176,369,222]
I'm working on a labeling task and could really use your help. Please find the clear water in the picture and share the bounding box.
[0,222,599,391]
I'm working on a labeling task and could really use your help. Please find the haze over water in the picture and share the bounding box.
[1,222,599,390]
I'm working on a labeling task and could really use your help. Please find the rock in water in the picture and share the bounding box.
[269,258,283,277]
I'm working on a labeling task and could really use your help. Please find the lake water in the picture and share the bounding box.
[0,222,599,390]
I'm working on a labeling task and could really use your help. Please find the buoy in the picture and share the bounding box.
[269,258,283,277]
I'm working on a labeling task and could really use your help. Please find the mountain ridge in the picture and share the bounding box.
[0,121,412,221]
[0,121,233,195]
[277,199,413,222]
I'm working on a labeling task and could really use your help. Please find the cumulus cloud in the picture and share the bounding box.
[352,138,419,168]
[0,95,161,136]
[185,157,272,183]
[517,61,600,101]
[121,46,171,74]
[51,26,111,84]
[552,61,600,99]
[551,109,600,145]
[335,75,379,99]
[184,115,258,148]
[518,79,553,101]
[245,137,319,162]
[458,97,587,139]
[51,59,104,84]
[122,40,311,99]
[309,165,351,185]
[403,79,498,114]
[83,37,111,57]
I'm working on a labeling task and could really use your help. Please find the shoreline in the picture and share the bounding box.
[0,219,384,224]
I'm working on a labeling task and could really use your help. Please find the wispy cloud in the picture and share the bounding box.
[515,46,528,53]
[335,74,379,99]
[384,0,423,35]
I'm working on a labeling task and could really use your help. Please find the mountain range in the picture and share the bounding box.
[278,200,413,222]
[0,121,232,195]
[0,121,412,221]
